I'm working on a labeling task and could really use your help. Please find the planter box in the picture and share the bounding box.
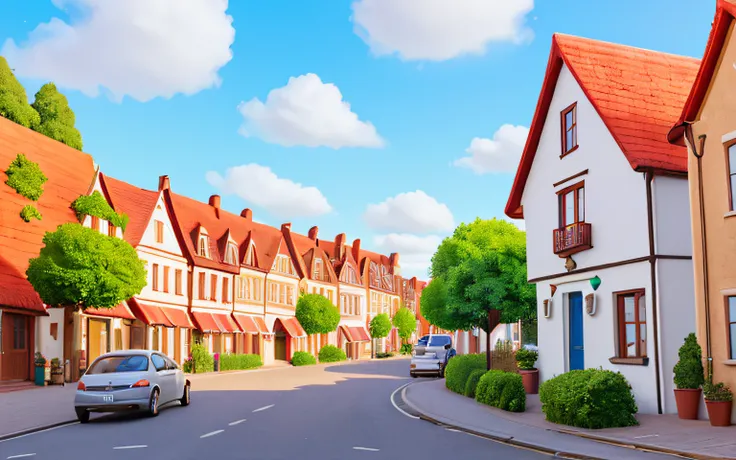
[674,388,701,420]
[520,369,539,394]
[705,400,733,427]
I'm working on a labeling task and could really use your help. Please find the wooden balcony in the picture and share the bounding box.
[553,222,592,258]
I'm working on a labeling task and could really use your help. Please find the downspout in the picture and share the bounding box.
[685,125,713,380]
[645,170,663,414]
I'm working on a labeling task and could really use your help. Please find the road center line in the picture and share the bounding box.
[252,404,274,413]
[389,383,420,420]
[113,445,147,450]
[228,419,246,426]
[353,447,380,452]
[7,454,36,459]
[200,430,224,438]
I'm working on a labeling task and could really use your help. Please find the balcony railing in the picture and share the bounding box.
[553,222,592,257]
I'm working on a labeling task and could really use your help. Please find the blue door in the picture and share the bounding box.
[568,292,584,370]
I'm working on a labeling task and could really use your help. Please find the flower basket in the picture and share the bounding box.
[704,381,733,427]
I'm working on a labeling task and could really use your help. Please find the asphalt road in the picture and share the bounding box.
[0,359,549,460]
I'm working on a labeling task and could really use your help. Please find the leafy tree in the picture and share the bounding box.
[295,293,340,335]
[392,306,417,344]
[0,56,39,128]
[31,83,83,150]
[428,218,536,370]
[369,313,392,358]
[420,276,473,332]
[26,223,147,309]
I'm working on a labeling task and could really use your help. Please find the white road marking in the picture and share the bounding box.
[0,422,79,443]
[252,404,274,413]
[389,383,420,420]
[7,454,36,459]
[113,445,147,450]
[228,419,246,426]
[633,434,660,439]
[445,428,462,433]
[353,447,380,452]
[200,430,224,438]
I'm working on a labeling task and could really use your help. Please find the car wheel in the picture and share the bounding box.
[439,366,445,378]
[180,383,191,407]
[76,408,90,424]
[148,388,160,417]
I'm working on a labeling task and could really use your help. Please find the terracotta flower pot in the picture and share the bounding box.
[520,369,539,394]
[705,400,733,427]
[674,388,701,420]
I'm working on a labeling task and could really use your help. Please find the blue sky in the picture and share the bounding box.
[0,0,716,279]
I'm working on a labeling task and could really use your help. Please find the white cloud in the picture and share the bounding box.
[351,0,534,61]
[364,190,455,233]
[1,0,235,102]
[454,124,529,174]
[237,73,385,149]
[373,233,443,279]
[206,164,332,218]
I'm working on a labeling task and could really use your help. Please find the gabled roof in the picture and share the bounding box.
[100,174,159,247]
[287,231,336,284]
[669,0,735,143]
[505,33,700,218]
[0,116,96,313]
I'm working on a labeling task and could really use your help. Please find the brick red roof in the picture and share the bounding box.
[100,174,159,247]
[506,34,700,218]
[0,117,96,314]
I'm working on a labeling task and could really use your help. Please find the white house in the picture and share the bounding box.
[505,34,698,414]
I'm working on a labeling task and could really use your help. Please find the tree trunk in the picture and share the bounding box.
[486,309,501,371]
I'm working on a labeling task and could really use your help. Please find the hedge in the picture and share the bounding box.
[20,205,41,222]
[464,369,486,398]
[445,353,486,394]
[292,351,317,366]
[219,353,262,371]
[539,368,638,429]
[318,345,347,363]
[190,344,213,373]
[400,343,413,355]
[475,370,526,412]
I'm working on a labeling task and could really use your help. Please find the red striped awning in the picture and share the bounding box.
[348,327,371,342]
[128,299,173,327]
[233,314,259,334]
[191,312,223,333]
[160,307,194,329]
[340,325,354,342]
[213,313,240,333]
[254,316,271,334]
[85,303,136,320]
[280,317,306,338]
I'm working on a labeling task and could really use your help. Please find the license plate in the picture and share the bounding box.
[102,395,114,403]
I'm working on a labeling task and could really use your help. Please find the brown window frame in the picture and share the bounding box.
[560,102,578,157]
[727,296,736,360]
[724,140,736,212]
[175,269,183,296]
[151,264,159,291]
[155,220,164,244]
[222,277,230,303]
[163,266,170,293]
[108,223,116,237]
[91,215,100,231]
[616,289,647,359]
[210,274,217,301]
[557,181,585,228]
[198,273,206,300]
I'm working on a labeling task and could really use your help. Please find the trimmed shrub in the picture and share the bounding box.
[292,351,317,366]
[515,347,538,370]
[376,352,394,359]
[20,204,41,222]
[182,359,193,374]
[219,353,262,371]
[464,369,486,398]
[475,370,526,412]
[5,153,47,201]
[445,353,486,394]
[673,333,705,390]
[539,368,638,429]
[191,344,214,374]
[400,343,413,355]
[319,345,347,363]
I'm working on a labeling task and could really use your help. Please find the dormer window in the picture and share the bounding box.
[370,262,380,288]
[245,244,255,266]
[342,266,359,285]
[314,258,323,280]
[381,266,393,290]
[198,235,209,258]
[225,242,238,265]
[272,255,295,275]
[561,102,578,156]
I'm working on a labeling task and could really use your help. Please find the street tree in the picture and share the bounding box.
[392,306,417,344]
[0,56,40,128]
[295,293,340,335]
[369,313,392,358]
[26,223,147,309]
[420,276,474,332]
[428,218,536,370]
[31,83,83,150]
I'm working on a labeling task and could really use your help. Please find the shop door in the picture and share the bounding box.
[87,319,109,364]
[274,331,287,361]
[1,314,30,380]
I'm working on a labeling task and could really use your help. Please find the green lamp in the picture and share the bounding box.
[590,275,601,291]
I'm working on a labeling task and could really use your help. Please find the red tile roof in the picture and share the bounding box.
[505,34,700,218]
[288,231,337,284]
[669,0,735,143]
[0,117,96,314]
[100,174,159,247]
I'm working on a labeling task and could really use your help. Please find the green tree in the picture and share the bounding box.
[392,306,417,344]
[26,223,147,309]
[369,313,392,358]
[295,293,340,335]
[428,218,536,370]
[420,276,473,332]
[0,56,39,128]
[31,83,83,150]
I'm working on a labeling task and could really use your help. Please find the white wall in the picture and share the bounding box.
[36,308,64,362]
[653,175,693,257]
[521,64,649,281]
[192,266,235,313]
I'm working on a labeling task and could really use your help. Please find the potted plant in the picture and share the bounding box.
[50,358,64,385]
[33,352,47,386]
[703,381,733,427]
[673,333,705,420]
[515,347,539,394]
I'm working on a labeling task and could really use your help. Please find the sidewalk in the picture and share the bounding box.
[403,379,736,460]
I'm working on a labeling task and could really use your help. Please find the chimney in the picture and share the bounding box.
[334,233,346,259]
[308,226,319,240]
[281,222,292,231]
[390,252,400,267]
[351,238,361,262]
[209,195,221,218]
[158,175,170,191]
[241,208,253,221]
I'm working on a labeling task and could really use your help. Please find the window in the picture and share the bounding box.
[152,264,159,291]
[245,245,255,266]
[91,215,100,231]
[13,316,26,349]
[561,102,578,155]
[225,243,238,265]
[727,144,736,211]
[151,354,167,372]
[223,277,230,303]
[314,258,323,280]
[154,220,164,243]
[108,224,116,237]
[617,291,647,358]
[286,286,295,305]
[175,269,183,296]
[558,182,585,228]
[370,262,380,288]
[198,273,206,300]
[163,266,170,293]
[272,255,294,275]
[86,355,148,374]
[728,297,736,360]
[210,274,217,301]
[343,266,359,285]
[198,236,208,257]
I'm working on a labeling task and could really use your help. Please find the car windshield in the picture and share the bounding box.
[86,355,149,374]
[417,336,429,346]
[429,336,452,347]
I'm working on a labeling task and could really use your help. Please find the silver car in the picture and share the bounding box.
[410,334,456,378]
[74,350,190,423]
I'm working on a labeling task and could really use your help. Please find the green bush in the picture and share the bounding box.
[0,56,40,129]
[704,381,733,402]
[539,368,638,429]
[182,359,193,374]
[191,344,214,373]
[673,333,705,390]
[376,352,394,359]
[291,351,317,366]
[71,191,129,231]
[20,204,42,222]
[400,343,413,355]
[219,353,262,371]
[445,353,486,394]
[31,83,83,151]
[475,370,526,412]
[318,345,347,363]
[464,369,486,398]
[515,348,538,370]
[5,153,47,201]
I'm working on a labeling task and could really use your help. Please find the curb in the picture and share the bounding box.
[0,419,77,442]
[556,430,718,460]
